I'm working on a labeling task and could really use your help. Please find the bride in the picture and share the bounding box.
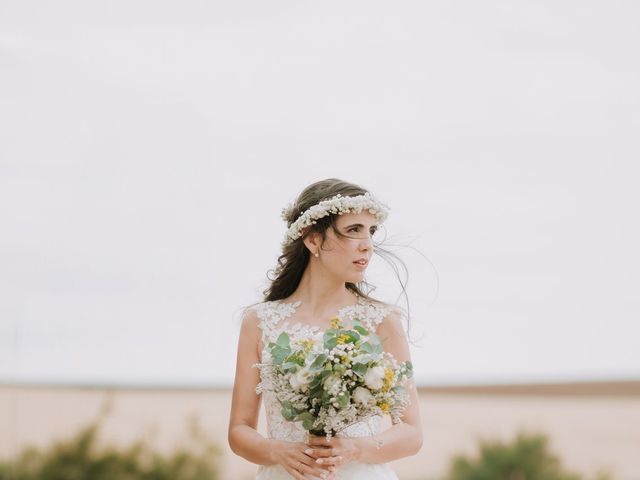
[228,178,423,479]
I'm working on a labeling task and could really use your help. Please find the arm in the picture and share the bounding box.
[355,307,423,463]
[306,308,423,465]
[227,308,277,465]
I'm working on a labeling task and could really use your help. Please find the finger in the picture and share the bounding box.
[305,447,338,458]
[304,467,331,479]
[297,458,331,478]
[307,472,333,480]
[287,463,323,480]
[314,454,343,466]
[306,437,329,446]
[326,455,343,466]
[284,466,306,480]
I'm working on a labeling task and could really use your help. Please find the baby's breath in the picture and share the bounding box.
[281,192,390,247]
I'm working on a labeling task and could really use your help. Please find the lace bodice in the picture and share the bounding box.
[251,295,392,442]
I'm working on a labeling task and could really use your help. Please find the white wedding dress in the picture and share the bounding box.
[252,295,400,480]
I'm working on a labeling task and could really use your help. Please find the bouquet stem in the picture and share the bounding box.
[308,428,336,439]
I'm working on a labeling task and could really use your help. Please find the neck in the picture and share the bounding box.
[287,262,358,318]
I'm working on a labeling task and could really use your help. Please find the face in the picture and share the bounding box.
[313,212,380,283]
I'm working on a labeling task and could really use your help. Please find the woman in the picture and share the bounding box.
[228,178,423,479]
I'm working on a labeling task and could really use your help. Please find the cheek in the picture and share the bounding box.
[322,249,352,269]
[321,238,358,265]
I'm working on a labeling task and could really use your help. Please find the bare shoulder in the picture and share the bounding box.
[365,297,404,321]
[368,300,411,362]
[237,302,269,358]
[238,303,262,334]
[381,304,406,336]
[364,297,407,336]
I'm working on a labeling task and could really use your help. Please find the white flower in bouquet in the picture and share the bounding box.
[323,374,342,396]
[353,386,373,406]
[364,365,386,390]
[290,365,311,392]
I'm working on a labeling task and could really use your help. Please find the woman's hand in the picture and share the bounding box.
[270,439,337,479]
[304,434,361,472]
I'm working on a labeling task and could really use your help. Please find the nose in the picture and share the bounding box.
[358,234,373,251]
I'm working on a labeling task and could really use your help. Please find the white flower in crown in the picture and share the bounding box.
[281,192,390,247]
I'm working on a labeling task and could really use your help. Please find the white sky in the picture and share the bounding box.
[1,1,639,387]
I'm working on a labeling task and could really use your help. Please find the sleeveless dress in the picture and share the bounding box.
[251,295,400,480]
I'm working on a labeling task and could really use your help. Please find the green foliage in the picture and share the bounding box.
[0,411,221,480]
[443,430,612,480]
[268,332,292,365]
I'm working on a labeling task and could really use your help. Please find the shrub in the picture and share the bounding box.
[0,411,221,480]
[443,430,612,480]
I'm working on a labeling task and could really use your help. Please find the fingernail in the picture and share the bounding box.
[316,458,323,464]
[305,448,313,454]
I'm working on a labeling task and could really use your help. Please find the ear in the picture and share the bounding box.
[302,231,322,255]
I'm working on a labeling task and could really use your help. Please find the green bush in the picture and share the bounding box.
[443,430,612,480]
[0,411,221,480]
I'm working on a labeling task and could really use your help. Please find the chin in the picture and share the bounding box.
[346,273,366,284]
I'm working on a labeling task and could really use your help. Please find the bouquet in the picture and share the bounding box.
[254,315,413,439]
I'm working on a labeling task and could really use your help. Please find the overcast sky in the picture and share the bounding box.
[1,1,639,387]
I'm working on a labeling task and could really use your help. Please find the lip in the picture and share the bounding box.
[353,258,369,267]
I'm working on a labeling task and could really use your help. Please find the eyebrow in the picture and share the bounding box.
[343,223,379,229]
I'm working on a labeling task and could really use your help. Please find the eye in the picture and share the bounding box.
[348,226,361,232]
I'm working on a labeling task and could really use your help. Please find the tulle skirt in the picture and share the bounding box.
[256,461,399,479]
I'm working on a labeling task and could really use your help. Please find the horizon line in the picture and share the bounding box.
[2,376,639,396]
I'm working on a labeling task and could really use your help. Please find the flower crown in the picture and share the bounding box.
[281,192,390,247]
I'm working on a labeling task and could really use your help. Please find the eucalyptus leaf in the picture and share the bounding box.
[352,363,368,377]
[310,370,331,389]
[337,391,350,407]
[333,364,346,376]
[281,361,299,372]
[299,411,315,430]
[284,353,305,367]
[353,325,368,336]
[309,377,323,391]
[345,331,360,343]
[271,345,291,365]
[309,353,327,371]
[404,361,414,376]
[325,337,338,350]
[361,342,373,354]
[392,385,406,395]
[280,403,297,421]
[275,332,290,348]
